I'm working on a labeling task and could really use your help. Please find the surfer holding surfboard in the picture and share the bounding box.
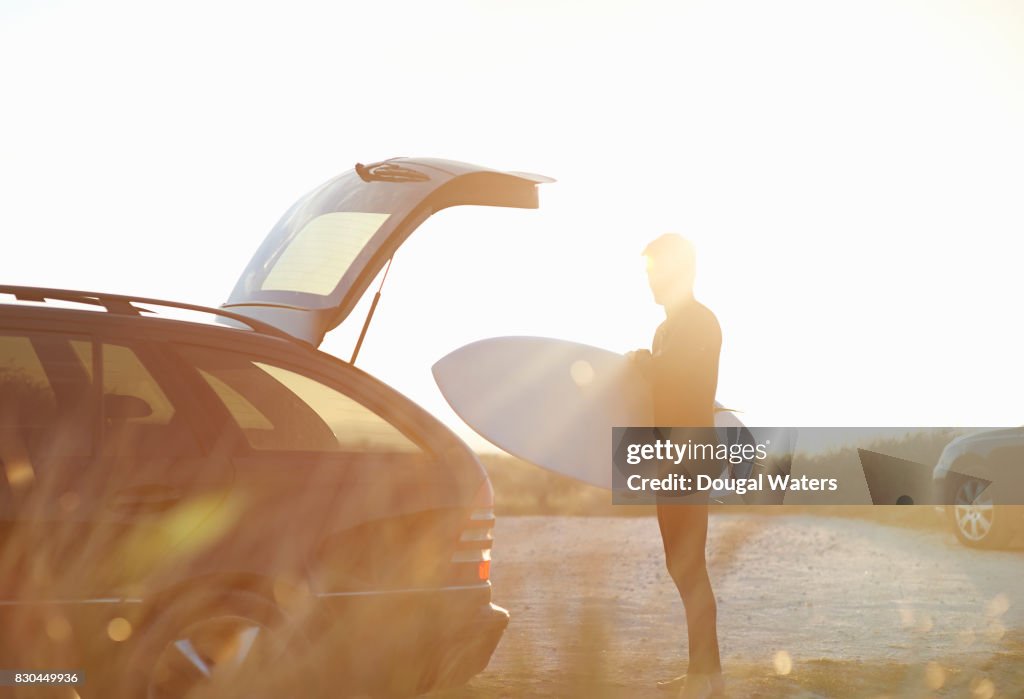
[432,233,732,697]
[631,234,726,699]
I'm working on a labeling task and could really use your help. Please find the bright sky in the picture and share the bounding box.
[3,0,1023,450]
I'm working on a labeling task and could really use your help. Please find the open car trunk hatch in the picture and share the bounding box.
[222,157,552,347]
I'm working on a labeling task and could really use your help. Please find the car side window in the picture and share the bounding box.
[0,333,93,491]
[177,345,421,454]
[0,335,57,421]
[95,342,200,465]
[100,344,176,424]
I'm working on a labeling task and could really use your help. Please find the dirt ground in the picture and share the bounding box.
[438,514,1024,698]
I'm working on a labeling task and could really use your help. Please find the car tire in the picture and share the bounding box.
[948,478,1016,549]
[118,589,321,699]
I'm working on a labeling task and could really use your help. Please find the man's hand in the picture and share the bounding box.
[626,348,653,378]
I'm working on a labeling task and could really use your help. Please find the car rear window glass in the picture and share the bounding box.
[197,369,273,431]
[180,346,419,454]
[260,212,391,296]
[254,362,418,452]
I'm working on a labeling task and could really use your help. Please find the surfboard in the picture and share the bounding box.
[432,336,747,490]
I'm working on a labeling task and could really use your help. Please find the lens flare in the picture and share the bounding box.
[924,661,945,690]
[569,360,594,387]
[107,617,132,642]
[970,677,995,699]
[772,650,792,675]
[985,593,1009,618]
[46,614,72,642]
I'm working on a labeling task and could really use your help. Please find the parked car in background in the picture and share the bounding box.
[933,427,1024,549]
[0,157,551,697]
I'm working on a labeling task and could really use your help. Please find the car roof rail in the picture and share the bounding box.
[0,285,295,341]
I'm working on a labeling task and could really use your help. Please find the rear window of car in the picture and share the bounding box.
[259,212,391,296]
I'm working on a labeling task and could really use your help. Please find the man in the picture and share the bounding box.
[629,234,724,699]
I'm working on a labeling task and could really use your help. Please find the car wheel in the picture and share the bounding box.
[949,478,1013,549]
[123,590,321,699]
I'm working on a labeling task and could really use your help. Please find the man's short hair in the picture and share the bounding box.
[643,234,696,273]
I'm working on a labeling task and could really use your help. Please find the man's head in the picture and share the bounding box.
[643,233,697,309]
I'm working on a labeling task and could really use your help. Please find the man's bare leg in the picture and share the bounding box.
[655,497,723,696]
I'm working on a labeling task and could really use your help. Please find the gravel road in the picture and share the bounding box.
[440,514,1024,698]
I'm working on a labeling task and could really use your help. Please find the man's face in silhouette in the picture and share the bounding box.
[646,252,695,309]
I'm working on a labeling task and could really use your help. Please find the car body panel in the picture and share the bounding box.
[0,303,493,630]
[932,427,1024,504]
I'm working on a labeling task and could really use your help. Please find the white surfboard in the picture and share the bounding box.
[432,336,745,489]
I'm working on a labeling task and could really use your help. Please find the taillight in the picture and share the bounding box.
[450,480,495,583]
